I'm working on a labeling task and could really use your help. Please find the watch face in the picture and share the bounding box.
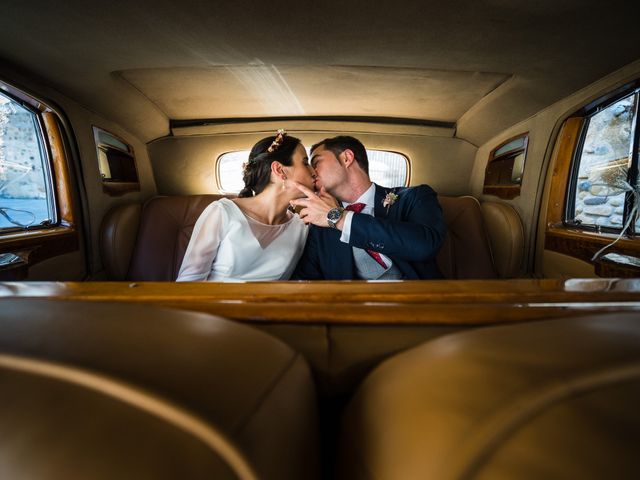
[328,208,342,222]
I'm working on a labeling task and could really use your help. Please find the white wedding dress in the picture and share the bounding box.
[176,198,308,282]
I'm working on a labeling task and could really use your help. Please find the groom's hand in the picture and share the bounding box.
[290,183,343,229]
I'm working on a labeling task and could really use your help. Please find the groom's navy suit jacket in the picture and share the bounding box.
[292,184,446,280]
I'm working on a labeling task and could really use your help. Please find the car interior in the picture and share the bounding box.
[1,1,640,478]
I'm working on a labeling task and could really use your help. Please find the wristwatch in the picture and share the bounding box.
[326,207,345,229]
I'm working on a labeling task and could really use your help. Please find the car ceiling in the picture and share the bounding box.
[0,0,639,146]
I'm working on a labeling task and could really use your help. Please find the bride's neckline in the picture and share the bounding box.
[227,198,294,226]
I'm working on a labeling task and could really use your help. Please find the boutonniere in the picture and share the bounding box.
[383,191,398,212]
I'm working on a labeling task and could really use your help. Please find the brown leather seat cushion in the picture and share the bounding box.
[338,313,640,480]
[0,299,319,480]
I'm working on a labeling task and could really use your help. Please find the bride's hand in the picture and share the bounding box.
[289,182,340,227]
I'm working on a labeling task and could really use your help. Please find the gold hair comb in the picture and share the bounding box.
[267,129,287,153]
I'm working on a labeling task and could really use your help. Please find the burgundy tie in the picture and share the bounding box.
[344,203,388,269]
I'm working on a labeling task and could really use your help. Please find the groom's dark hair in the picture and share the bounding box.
[311,136,369,175]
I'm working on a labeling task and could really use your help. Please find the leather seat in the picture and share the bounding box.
[481,200,525,278]
[0,299,319,480]
[101,194,523,280]
[436,196,497,279]
[100,194,223,280]
[338,313,640,480]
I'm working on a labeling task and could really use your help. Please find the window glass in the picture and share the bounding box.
[494,137,526,156]
[366,149,409,188]
[485,152,525,186]
[217,150,248,193]
[95,128,130,152]
[483,133,528,199]
[217,147,409,193]
[0,92,55,230]
[635,138,640,233]
[93,127,139,195]
[571,93,637,230]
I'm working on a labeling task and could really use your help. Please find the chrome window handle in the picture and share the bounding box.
[0,253,27,268]
[601,253,640,268]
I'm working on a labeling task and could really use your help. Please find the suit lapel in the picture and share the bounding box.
[372,183,415,276]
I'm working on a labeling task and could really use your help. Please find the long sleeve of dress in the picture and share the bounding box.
[176,202,225,281]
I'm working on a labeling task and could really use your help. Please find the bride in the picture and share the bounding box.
[176,130,317,281]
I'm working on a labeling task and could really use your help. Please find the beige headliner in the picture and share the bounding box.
[120,66,508,121]
[0,0,638,145]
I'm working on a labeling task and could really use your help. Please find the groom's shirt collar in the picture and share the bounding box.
[339,182,375,244]
[342,182,376,214]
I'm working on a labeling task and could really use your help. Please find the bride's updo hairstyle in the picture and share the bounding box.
[238,130,302,198]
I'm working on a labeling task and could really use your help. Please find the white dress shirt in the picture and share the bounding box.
[339,183,393,269]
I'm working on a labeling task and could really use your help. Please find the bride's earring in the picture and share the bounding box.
[282,174,287,190]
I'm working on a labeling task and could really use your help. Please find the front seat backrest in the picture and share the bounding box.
[0,299,320,480]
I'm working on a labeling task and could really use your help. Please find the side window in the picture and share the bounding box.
[216,147,409,193]
[545,83,640,277]
[569,92,638,232]
[0,82,78,277]
[0,92,55,230]
[483,133,528,199]
[93,126,139,195]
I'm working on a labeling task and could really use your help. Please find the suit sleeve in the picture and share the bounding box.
[291,226,324,280]
[348,185,446,262]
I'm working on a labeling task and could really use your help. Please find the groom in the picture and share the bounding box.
[291,135,446,280]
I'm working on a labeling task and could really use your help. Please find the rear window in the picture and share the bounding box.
[216,148,409,193]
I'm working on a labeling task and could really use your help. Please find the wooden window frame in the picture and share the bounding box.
[545,86,640,277]
[0,82,79,279]
[483,133,528,199]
